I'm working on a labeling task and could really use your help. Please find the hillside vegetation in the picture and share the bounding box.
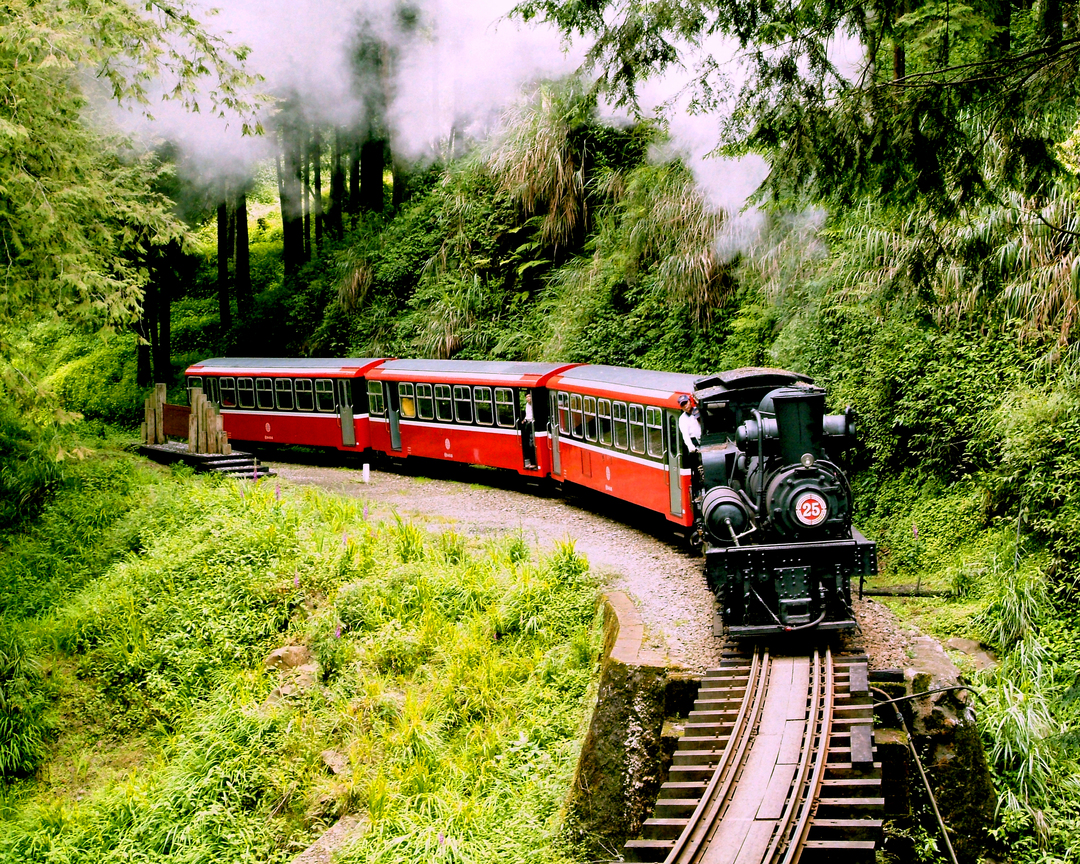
[0,449,599,863]
[5,6,1080,850]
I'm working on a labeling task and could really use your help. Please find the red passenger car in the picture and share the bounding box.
[365,359,579,475]
[544,365,699,526]
[184,357,386,451]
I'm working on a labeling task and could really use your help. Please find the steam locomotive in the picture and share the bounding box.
[692,368,875,637]
[184,358,875,637]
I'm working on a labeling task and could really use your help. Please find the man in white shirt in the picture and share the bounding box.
[521,392,537,468]
[678,394,701,453]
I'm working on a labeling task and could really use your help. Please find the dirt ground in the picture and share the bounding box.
[269,455,916,672]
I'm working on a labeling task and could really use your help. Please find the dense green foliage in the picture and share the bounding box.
[6,0,1080,851]
[0,0,256,327]
[0,454,599,863]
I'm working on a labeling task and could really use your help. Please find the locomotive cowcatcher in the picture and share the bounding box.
[692,368,876,636]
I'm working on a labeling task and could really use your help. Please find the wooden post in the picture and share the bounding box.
[154,383,167,444]
[145,405,156,446]
[189,388,204,453]
[198,399,209,454]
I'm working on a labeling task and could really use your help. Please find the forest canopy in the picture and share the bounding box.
[0,0,258,326]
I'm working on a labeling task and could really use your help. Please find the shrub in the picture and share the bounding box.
[0,627,50,778]
[48,334,145,426]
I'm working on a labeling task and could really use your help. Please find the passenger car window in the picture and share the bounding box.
[570,393,583,439]
[474,386,493,425]
[434,384,453,421]
[557,392,570,434]
[453,385,473,423]
[367,380,385,416]
[237,378,255,409]
[495,388,516,427]
[583,396,597,442]
[275,378,294,411]
[646,406,664,457]
[628,404,645,454]
[613,402,628,450]
[598,399,612,445]
[219,377,237,408]
[399,382,416,419]
[295,379,314,412]
[337,379,352,410]
[315,379,335,412]
[416,383,434,420]
[256,378,275,410]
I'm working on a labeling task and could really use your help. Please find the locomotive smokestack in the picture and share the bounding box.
[770,388,826,466]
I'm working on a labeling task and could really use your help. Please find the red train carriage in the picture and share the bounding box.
[544,365,699,526]
[184,357,386,451]
[365,359,579,475]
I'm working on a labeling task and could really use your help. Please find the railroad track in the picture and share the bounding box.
[624,643,883,864]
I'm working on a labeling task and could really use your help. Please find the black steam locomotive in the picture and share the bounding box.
[691,368,876,637]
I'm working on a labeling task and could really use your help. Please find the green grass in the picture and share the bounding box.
[0,452,601,864]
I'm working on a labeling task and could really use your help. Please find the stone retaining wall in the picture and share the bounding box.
[563,592,692,857]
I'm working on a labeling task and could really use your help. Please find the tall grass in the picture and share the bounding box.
[0,454,601,864]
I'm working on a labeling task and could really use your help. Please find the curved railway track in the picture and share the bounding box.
[625,643,883,864]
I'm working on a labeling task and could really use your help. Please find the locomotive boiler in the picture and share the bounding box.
[693,368,876,636]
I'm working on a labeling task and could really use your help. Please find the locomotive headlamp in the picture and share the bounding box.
[800,453,815,468]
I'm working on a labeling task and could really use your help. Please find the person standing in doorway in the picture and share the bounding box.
[677,394,701,453]
[521,392,537,468]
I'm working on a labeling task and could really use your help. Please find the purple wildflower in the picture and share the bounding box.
[275,484,281,502]
[438,833,445,846]
[363,505,368,521]
[335,625,342,639]
[294,574,300,588]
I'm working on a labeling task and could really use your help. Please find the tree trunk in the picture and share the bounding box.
[361,138,386,212]
[1043,0,1060,47]
[392,155,409,209]
[155,242,175,384]
[991,0,1011,54]
[217,201,232,332]
[280,128,305,277]
[349,137,360,219]
[235,193,251,318]
[314,128,324,249]
[136,330,152,386]
[303,132,312,260]
[137,249,156,387]
[330,130,345,240]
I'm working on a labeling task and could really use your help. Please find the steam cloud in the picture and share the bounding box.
[117,0,773,237]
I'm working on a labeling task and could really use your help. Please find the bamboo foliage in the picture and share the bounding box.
[799,185,1080,350]
[486,83,586,251]
[416,275,487,359]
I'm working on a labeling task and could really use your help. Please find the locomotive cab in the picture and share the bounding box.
[693,368,876,637]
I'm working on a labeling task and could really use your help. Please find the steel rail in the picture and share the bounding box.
[782,644,834,863]
[758,648,823,863]
[665,645,771,864]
